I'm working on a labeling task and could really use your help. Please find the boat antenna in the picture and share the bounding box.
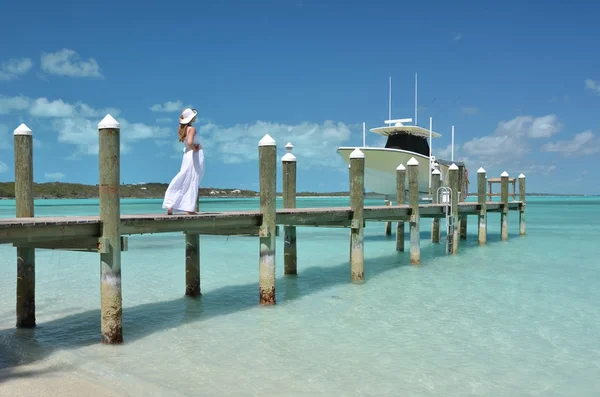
[451,125,455,161]
[388,76,392,122]
[415,72,418,126]
[429,116,433,191]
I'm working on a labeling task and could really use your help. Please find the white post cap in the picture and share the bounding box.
[258,134,276,146]
[349,148,364,159]
[282,152,296,162]
[98,114,120,129]
[432,169,441,175]
[407,157,419,166]
[518,173,525,178]
[501,171,509,177]
[396,164,405,171]
[285,142,294,152]
[449,163,459,170]
[14,123,32,136]
[477,167,486,173]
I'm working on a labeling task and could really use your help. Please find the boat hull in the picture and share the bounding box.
[337,147,453,196]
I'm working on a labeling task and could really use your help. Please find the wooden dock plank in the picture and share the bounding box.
[0,201,524,244]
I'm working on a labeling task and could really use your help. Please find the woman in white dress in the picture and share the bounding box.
[162,108,205,215]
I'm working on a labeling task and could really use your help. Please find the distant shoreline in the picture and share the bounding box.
[0,181,595,200]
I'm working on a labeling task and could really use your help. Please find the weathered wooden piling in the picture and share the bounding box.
[98,114,123,344]
[477,167,487,245]
[349,148,365,281]
[396,164,406,252]
[459,166,468,240]
[184,187,202,297]
[501,171,509,241]
[185,232,200,297]
[431,169,441,243]
[407,157,420,265]
[448,164,459,254]
[14,123,36,328]
[519,173,526,235]
[384,200,392,235]
[258,134,277,304]
[282,142,297,275]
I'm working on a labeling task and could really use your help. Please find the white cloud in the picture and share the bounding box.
[0,161,7,173]
[584,79,600,95]
[462,107,478,115]
[0,94,120,119]
[453,33,463,41]
[171,119,353,167]
[0,95,30,115]
[150,100,183,112]
[41,49,103,78]
[28,97,120,118]
[45,172,65,181]
[53,116,171,156]
[435,114,561,172]
[30,98,74,117]
[0,57,33,81]
[542,130,600,157]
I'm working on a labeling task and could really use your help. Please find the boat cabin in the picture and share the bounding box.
[384,132,430,156]
[370,124,440,157]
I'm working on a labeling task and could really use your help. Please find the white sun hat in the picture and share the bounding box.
[179,108,198,124]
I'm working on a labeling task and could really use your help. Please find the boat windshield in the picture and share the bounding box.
[384,132,430,156]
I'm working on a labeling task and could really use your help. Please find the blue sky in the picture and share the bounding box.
[0,0,599,194]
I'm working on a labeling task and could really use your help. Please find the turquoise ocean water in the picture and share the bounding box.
[0,196,599,396]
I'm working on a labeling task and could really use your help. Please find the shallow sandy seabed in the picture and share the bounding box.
[0,361,126,397]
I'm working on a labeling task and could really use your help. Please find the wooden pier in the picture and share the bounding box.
[1,116,526,344]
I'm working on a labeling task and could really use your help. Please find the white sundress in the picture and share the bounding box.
[162,127,205,212]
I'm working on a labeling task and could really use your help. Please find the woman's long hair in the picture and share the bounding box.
[178,122,188,142]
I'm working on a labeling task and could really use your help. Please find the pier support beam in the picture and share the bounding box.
[349,149,365,282]
[282,142,297,275]
[519,173,526,235]
[448,164,459,254]
[258,134,277,304]
[501,171,509,241]
[431,169,441,243]
[408,157,420,264]
[477,168,487,245]
[395,164,406,252]
[98,114,123,344]
[14,123,36,328]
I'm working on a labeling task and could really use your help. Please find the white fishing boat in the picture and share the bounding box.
[336,74,467,197]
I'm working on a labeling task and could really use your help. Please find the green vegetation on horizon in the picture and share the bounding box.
[0,182,355,199]
[0,181,592,199]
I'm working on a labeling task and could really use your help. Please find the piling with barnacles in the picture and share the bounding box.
[349,149,365,281]
[13,123,36,328]
[501,171,509,241]
[396,164,406,252]
[282,142,297,275]
[477,167,487,245]
[431,168,441,243]
[98,114,123,344]
[448,164,459,254]
[407,157,420,264]
[258,134,277,304]
[519,173,526,235]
